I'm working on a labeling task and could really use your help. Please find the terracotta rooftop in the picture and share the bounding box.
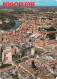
[45,60,57,66]
[38,73,54,79]
[18,68,32,78]
[19,58,38,75]
[0,65,16,73]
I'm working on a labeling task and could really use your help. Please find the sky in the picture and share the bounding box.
[0,0,57,6]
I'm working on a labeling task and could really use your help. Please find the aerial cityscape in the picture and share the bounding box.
[0,6,57,79]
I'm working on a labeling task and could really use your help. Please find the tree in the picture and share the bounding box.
[31,60,36,68]
[46,27,56,31]
[11,73,19,79]
[46,33,56,40]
